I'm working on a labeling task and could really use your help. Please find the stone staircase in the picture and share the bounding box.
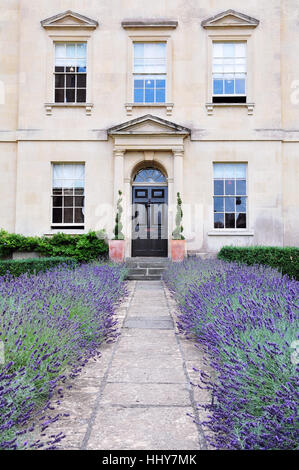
[125,257,170,281]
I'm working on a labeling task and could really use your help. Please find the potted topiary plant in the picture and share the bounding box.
[171,192,186,262]
[109,190,125,262]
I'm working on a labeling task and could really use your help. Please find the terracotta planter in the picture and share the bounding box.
[171,239,186,262]
[109,240,125,263]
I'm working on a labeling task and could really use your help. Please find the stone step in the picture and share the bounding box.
[126,275,163,281]
[125,257,169,280]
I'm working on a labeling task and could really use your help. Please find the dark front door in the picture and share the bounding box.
[132,186,168,257]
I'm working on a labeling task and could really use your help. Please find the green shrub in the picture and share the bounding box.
[0,257,77,277]
[218,246,299,280]
[0,230,108,262]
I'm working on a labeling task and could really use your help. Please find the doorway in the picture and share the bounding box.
[132,168,168,257]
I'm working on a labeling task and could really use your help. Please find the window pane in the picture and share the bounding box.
[145,79,154,89]
[235,79,245,94]
[77,74,86,87]
[66,74,76,87]
[223,43,235,58]
[236,180,246,195]
[66,89,75,102]
[64,188,73,195]
[236,213,246,228]
[64,208,73,223]
[64,196,73,207]
[53,196,62,207]
[225,213,235,228]
[75,196,84,207]
[225,197,235,212]
[225,179,235,195]
[235,164,246,178]
[235,43,246,57]
[55,89,64,103]
[224,79,234,94]
[55,43,65,58]
[213,79,223,95]
[214,180,224,195]
[213,43,223,57]
[236,197,246,212]
[55,74,64,88]
[77,43,87,58]
[53,208,62,223]
[77,89,86,102]
[156,88,165,103]
[134,88,143,103]
[74,164,85,179]
[75,208,84,223]
[214,197,224,213]
[214,213,224,229]
[66,43,76,57]
[74,180,84,189]
[75,188,84,195]
[145,88,154,102]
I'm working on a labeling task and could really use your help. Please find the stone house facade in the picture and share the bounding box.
[1,0,298,257]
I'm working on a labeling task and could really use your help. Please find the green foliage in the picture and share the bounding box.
[0,229,108,262]
[0,257,76,277]
[113,190,124,240]
[172,192,185,240]
[218,245,299,280]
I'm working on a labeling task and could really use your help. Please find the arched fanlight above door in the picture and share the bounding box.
[133,167,167,184]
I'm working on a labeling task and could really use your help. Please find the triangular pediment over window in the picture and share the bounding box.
[107,115,191,136]
[41,10,99,29]
[201,10,259,28]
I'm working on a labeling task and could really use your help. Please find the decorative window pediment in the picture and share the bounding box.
[201,10,259,29]
[41,10,99,29]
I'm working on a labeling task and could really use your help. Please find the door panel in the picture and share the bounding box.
[132,186,168,257]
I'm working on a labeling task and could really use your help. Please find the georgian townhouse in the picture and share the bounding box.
[1,0,298,258]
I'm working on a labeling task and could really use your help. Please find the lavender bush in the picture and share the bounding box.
[0,262,127,449]
[164,258,299,450]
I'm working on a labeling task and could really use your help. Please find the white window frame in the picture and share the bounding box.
[212,41,247,99]
[44,32,94,115]
[205,32,255,115]
[125,34,173,116]
[132,42,167,105]
[53,42,87,104]
[51,163,85,227]
[212,163,248,231]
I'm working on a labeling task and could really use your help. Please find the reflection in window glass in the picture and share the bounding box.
[54,43,87,103]
[213,163,247,229]
[52,164,85,224]
[134,168,166,183]
[213,42,246,97]
[133,43,166,103]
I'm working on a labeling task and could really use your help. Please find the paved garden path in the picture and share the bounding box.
[42,281,211,450]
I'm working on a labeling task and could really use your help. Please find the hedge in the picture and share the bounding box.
[0,230,108,262]
[0,257,77,277]
[218,246,299,281]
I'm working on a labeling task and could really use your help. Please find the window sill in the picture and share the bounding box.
[205,102,255,116]
[208,230,254,236]
[125,102,174,116]
[45,103,93,116]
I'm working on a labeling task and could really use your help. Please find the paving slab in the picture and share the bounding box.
[86,407,200,450]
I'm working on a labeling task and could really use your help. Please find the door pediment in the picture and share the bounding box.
[108,115,190,137]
